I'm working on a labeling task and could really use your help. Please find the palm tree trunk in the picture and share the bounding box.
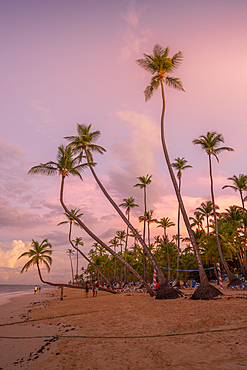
[68,221,113,289]
[69,254,74,285]
[143,187,147,281]
[76,249,79,283]
[147,221,151,282]
[176,176,181,285]
[124,215,129,284]
[114,246,116,281]
[208,155,238,284]
[84,150,166,286]
[60,176,155,296]
[165,231,170,282]
[160,80,209,287]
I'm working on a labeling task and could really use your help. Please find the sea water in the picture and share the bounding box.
[0,284,55,306]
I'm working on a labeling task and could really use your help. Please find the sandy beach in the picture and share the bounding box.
[0,285,247,370]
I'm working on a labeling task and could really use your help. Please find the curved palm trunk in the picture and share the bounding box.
[68,220,113,289]
[160,80,209,287]
[143,187,147,281]
[176,176,181,285]
[60,176,155,296]
[36,262,116,295]
[84,150,166,286]
[208,155,238,284]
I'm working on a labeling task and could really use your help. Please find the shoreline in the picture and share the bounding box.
[0,287,246,369]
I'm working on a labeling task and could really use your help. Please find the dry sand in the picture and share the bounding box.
[0,285,247,370]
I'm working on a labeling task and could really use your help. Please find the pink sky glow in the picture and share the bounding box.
[0,0,247,284]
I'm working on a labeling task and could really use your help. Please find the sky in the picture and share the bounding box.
[0,0,247,284]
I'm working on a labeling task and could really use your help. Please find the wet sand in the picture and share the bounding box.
[0,285,247,369]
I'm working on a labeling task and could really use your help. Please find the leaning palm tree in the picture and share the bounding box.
[28,145,154,296]
[193,131,240,286]
[66,248,75,284]
[136,44,217,299]
[222,174,247,210]
[156,217,175,282]
[172,157,192,285]
[119,196,139,283]
[64,125,175,298]
[134,174,152,280]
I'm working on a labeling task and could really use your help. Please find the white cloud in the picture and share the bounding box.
[0,240,31,269]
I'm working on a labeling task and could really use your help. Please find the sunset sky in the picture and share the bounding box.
[1,0,247,284]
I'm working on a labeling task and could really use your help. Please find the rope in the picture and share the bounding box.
[161,266,215,272]
[0,326,247,340]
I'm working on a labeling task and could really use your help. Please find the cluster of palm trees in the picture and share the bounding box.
[18,43,247,300]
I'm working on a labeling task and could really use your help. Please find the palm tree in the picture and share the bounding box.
[189,212,205,232]
[139,210,157,281]
[119,196,139,283]
[64,124,169,294]
[116,230,126,282]
[172,157,192,284]
[19,239,52,283]
[28,145,154,296]
[58,208,83,284]
[66,248,75,284]
[109,237,119,281]
[136,44,215,298]
[222,174,247,209]
[72,237,84,283]
[196,201,219,235]
[156,217,175,281]
[193,131,240,286]
[134,174,152,280]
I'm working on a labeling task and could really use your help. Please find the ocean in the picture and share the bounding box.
[0,284,55,306]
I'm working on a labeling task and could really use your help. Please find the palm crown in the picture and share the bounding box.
[136,44,184,101]
[172,157,192,179]
[28,144,91,179]
[119,197,139,216]
[65,123,106,162]
[18,239,52,273]
[134,174,152,189]
[193,132,234,162]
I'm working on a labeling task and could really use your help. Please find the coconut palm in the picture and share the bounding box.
[193,131,240,286]
[139,210,157,281]
[19,239,52,282]
[66,248,75,284]
[196,201,219,235]
[136,44,214,298]
[119,196,139,283]
[116,230,126,282]
[72,237,84,283]
[156,217,175,281]
[172,157,192,284]
[64,125,169,295]
[28,145,154,296]
[134,174,152,280]
[58,208,83,284]
[189,212,205,232]
[109,237,119,281]
[222,174,247,209]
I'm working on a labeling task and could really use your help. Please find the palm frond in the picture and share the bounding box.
[144,76,160,101]
[165,76,185,91]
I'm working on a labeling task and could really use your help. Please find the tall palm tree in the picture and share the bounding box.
[66,248,75,284]
[72,237,84,282]
[58,208,83,284]
[139,210,157,281]
[156,217,175,281]
[196,201,219,235]
[109,237,119,281]
[136,44,214,298]
[116,230,126,282]
[119,196,139,283]
[193,131,239,285]
[28,145,154,296]
[172,157,192,284]
[222,174,247,210]
[64,124,168,293]
[134,174,152,280]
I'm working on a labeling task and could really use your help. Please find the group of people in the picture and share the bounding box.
[34,285,41,293]
[85,280,99,298]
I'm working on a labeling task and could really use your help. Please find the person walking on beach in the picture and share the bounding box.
[34,285,38,294]
[94,279,99,297]
[92,280,95,297]
[85,282,89,298]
